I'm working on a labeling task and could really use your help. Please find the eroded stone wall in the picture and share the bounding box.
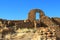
[28,9,45,22]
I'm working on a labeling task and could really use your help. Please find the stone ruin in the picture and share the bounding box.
[0,9,60,40]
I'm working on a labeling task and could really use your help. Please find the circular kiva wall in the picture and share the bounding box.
[28,9,45,22]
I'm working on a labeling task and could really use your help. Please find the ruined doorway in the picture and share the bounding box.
[36,12,40,27]
[28,9,45,28]
[36,12,40,20]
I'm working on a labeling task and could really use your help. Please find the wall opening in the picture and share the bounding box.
[36,12,40,28]
[36,12,40,20]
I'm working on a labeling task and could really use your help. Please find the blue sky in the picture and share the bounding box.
[0,0,60,20]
